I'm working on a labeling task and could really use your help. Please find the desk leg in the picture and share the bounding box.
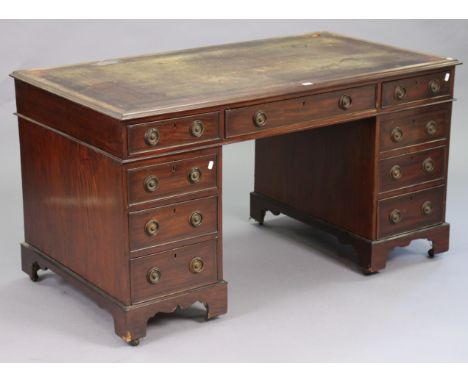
[113,282,228,346]
[250,192,450,274]
[357,223,450,274]
[21,242,227,346]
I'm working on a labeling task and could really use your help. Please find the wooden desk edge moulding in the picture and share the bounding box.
[12,32,461,345]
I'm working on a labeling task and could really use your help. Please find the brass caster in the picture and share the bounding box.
[251,210,266,225]
[363,269,378,276]
[128,339,140,346]
[204,304,211,321]
[257,210,266,225]
[205,312,218,321]
[30,263,39,282]
[428,248,435,258]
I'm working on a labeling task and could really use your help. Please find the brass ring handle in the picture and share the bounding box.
[389,209,402,224]
[390,165,402,180]
[391,127,404,143]
[189,212,203,227]
[429,79,441,94]
[253,110,267,127]
[339,95,352,110]
[188,168,202,184]
[145,219,160,236]
[147,267,161,284]
[191,120,205,138]
[144,127,160,147]
[421,201,433,216]
[144,175,159,192]
[422,157,435,173]
[426,120,437,136]
[394,85,407,101]
[189,257,204,274]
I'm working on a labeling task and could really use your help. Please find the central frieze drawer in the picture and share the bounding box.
[129,196,218,251]
[225,85,376,138]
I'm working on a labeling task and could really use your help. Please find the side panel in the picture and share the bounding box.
[19,119,130,304]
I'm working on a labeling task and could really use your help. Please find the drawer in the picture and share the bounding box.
[127,152,218,206]
[128,112,220,155]
[129,196,218,251]
[225,85,376,138]
[377,186,445,238]
[381,71,452,108]
[379,146,446,193]
[130,240,218,303]
[380,104,450,152]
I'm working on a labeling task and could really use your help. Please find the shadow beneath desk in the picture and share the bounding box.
[0,214,435,349]
[0,273,217,348]
[147,303,208,326]
[222,213,434,316]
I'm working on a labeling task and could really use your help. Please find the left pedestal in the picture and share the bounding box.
[17,113,226,345]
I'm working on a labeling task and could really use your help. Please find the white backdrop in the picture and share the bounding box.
[1,20,467,361]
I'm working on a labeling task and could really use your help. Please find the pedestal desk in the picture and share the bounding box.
[12,32,460,345]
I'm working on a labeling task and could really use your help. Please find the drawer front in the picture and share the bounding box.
[379,146,446,193]
[127,153,218,205]
[377,186,445,238]
[130,240,218,303]
[380,104,450,152]
[381,71,452,108]
[129,196,218,251]
[225,85,376,138]
[128,112,220,155]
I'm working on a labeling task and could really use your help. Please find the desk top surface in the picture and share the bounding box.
[12,32,457,120]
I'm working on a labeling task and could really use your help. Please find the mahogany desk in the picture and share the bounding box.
[11,32,460,345]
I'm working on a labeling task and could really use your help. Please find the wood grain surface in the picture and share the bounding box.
[379,103,450,152]
[130,240,218,303]
[18,118,130,304]
[377,185,445,238]
[378,146,446,193]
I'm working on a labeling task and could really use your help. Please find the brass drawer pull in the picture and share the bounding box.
[422,157,435,173]
[391,127,403,142]
[389,209,402,224]
[191,120,205,138]
[429,79,441,94]
[339,95,352,110]
[426,120,437,136]
[394,85,406,100]
[189,212,203,227]
[253,110,267,127]
[144,127,160,147]
[144,175,159,192]
[390,165,402,180]
[147,267,161,284]
[145,219,160,236]
[189,257,204,274]
[421,201,433,216]
[188,168,202,184]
